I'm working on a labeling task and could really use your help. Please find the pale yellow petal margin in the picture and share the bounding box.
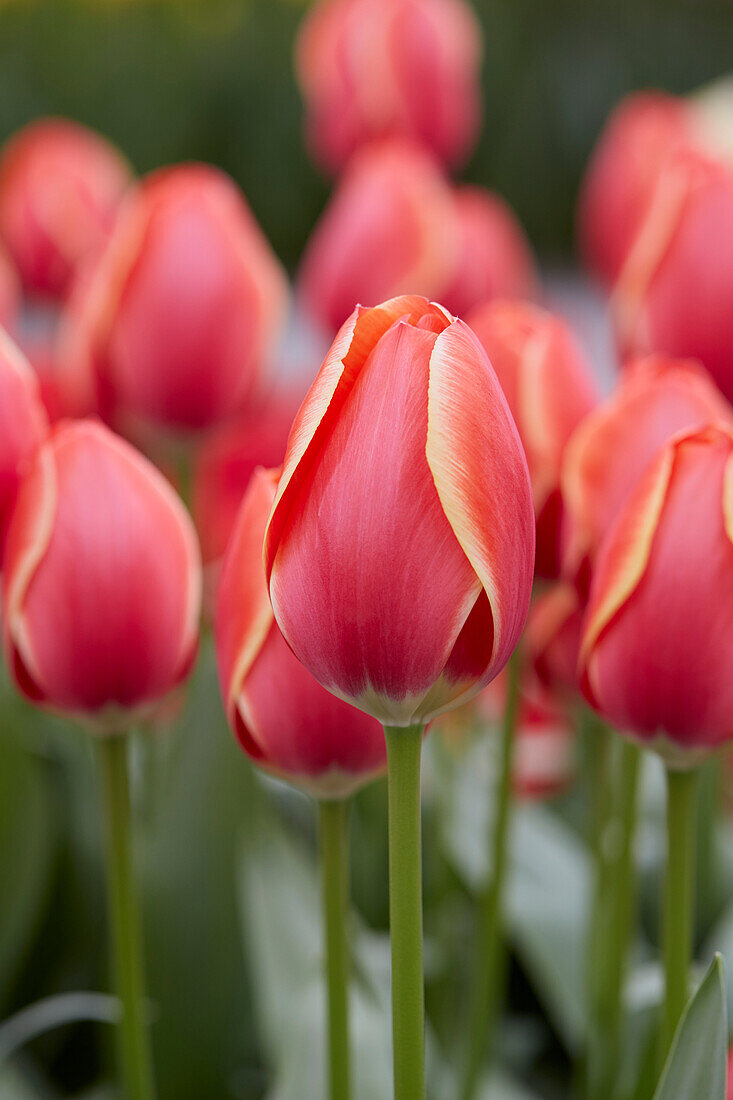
[579,443,675,670]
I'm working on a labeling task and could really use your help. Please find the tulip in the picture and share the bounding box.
[438,186,539,318]
[525,582,583,701]
[467,300,598,579]
[0,242,20,329]
[579,424,733,1061]
[612,150,733,404]
[265,294,534,1100]
[562,354,731,587]
[298,140,456,334]
[60,164,288,434]
[0,329,48,565]
[216,466,386,1099]
[3,419,201,725]
[0,118,131,301]
[295,0,482,174]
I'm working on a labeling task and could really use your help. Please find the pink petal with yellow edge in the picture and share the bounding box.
[426,318,535,697]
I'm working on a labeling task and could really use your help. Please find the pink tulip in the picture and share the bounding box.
[438,186,539,318]
[60,164,288,433]
[525,583,583,702]
[295,0,482,174]
[562,354,732,587]
[580,424,733,760]
[264,295,535,727]
[612,149,733,404]
[0,243,20,329]
[216,466,386,797]
[0,330,48,564]
[467,300,598,579]
[0,118,131,301]
[2,420,201,729]
[298,140,455,334]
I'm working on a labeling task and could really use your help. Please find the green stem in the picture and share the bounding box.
[95,736,156,1100]
[459,650,521,1100]
[319,799,351,1100]
[660,766,699,1066]
[586,736,641,1100]
[385,724,426,1100]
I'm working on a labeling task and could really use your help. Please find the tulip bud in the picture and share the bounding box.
[467,300,597,579]
[264,295,535,727]
[60,164,288,434]
[0,243,20,330]
[612,149,733,404]
[579,424,733,763]
[525,582,583,702]
[0,118,131,301]
[2,420,202,730]
[438,186,539,319]
[298,140,456,334]
[295,0,482,174]
[216,466,386,797]
[0,330,48,564]
[562,354,732,585]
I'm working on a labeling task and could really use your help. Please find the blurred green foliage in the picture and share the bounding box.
[0,0,731,270]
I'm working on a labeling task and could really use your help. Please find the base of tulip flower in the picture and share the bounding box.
[384,724,426,1100]
[318,798,351,1100]
[660,765,699,1067]
[95,735,157,1100]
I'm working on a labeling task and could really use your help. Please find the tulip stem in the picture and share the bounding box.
[318,798,352,1100]
[95,735,156,1100]
[459,649,520,1100]
[660,766,699,1067]
[384,724,426,1100]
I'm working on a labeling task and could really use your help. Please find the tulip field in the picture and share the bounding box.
[2,2,733,1099]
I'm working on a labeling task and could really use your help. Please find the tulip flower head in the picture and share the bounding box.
[0,330,49,565]
[0,243,20,330]
[580,424,733,764]
[60,164,288,434]
[2,420,202,731]
[562,354,732,585]
[525,582,583,702]
[467,300,597,579]
[216,466,387,798]
[295,0,483,173]
[264,295,535,728]
[0,118,131,301]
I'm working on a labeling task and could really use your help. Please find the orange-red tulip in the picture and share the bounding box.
[298,141,455,334]
[612,150,733,404]
[216,466,386,797]
[580,424,733,761]
[295,0,482,174]
[2,420,201,729]
[60,164,288,433]
[467,300,598,579]
[438,186,539,319]
[562,354,732,585]
[264,295,535,727]
[0,118,130,301]
[0,330,48,564]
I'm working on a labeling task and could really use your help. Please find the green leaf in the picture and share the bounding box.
[652,955,727,1100]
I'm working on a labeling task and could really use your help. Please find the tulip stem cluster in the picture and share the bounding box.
[385,724,426,1100]
[660,766,699,1065]
[319,798,352,1100]
[95,736,156,1100]
[460,648,521,1100]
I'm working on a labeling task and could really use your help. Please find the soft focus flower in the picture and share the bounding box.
[0,329,48,565]
[59,164,288,434]
[2,420,201,730]
[525,582,583,702]
[295,0,482,174]
[264,295,535,727]
[579,424,733,763]
[562,354,731,586]
[216,466,386,797]
[0,118,131,301]
[298,141,455,334]
[437,186,539,319]
[612,150,733,404]
[0,242,20,329]
[467,300,597,579]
